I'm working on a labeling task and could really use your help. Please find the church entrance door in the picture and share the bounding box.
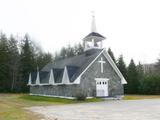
[95,78,109,97]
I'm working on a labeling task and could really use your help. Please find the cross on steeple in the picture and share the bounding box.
[98,57,106,73]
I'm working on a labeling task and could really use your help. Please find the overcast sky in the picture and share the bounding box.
[0,0,160,64]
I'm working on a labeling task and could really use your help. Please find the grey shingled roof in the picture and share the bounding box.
[40,49,103,83]
[84,32,106,39]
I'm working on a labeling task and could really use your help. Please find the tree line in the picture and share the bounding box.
[0,32,160,94]
[108,48,160,94]
[0,33,53,92]
[0,33,85,92]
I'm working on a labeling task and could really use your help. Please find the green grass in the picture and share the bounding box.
[0,94,42,120]
[1,94,160,120]
[0,94,102,120]
[20,95,103,104]
[20,95,75,104]
[124,95,160,100]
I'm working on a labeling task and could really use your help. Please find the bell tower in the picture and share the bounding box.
[83,12,106,51]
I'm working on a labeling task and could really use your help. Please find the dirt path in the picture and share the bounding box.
[28,99,160,120]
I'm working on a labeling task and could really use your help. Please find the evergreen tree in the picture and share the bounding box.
[136,62,145,93]
[20,34,35,92]
[8,35,20,91]
[0,32,54,92]
[117,55,127,79]
[75,43,84,55]
[36,52,53,70]
[60,47,67,59]
[66,44,74,57]
[107,48,116,63]
[0,33,10,92]
[155,58,160,73]
[137,62,144,80]
[54,43,84,61]
[125,59,139,94]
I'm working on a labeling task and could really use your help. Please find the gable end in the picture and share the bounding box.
[74,49,127,84]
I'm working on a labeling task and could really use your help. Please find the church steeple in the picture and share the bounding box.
[91,11,97,32]
[83,12,106,51]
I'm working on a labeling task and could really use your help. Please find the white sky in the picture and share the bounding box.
[0,0,160,64]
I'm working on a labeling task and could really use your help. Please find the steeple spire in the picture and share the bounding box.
[83,12,106,51]
[91,11,97,32]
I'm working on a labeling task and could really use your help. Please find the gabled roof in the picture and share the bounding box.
[102,51,127,84]
[73,49,127,84]
[41,49,103,83]
[30,48,127,85]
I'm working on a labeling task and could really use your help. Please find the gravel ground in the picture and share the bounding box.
[27,99,160,120]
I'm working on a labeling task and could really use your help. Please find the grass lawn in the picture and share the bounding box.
[124,95,160,100]
[0,94,102,120]
[0,94,160,120]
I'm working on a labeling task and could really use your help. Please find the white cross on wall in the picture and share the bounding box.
[98,57,106,73]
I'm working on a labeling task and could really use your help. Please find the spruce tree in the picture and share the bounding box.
[107,48,116,63]
[36,52,53,70]
[20,34,35,92]
[76,43,84,55]
[8,35,20,92]
[136,62,144,93]
[155,58,160,73]
[60,47,67,59]
[137,62,144,80]
[126,59,139,94]
[0,33,10,92]
[66,44,75,57]
[117,55,127,79]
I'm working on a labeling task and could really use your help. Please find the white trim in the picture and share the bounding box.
[29,82,78,86]
[102,51,127,84]
[98,57,106,73]
[30,93,76,99]
[73,49,105,84]
[35,70,40,85]
[29,84,37,86]
[29,93,94,99]
[84,47,102,51]
[95,78,109,97]
[62,66,70,84]
[49,69,55,85]
[95,78,109,81]
[73,76,81,84]
[74,49,127,84]
[27,73,32,86]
